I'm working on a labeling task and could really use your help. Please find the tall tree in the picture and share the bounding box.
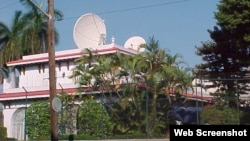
[0,11,27,66]
[20,0,63,53]
[71,37,192,137]
[195,0,250,106]
[140,37,190,135]
[0,0,64,67]
[0,1,63,82]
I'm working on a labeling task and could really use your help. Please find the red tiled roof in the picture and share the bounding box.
[6,46,137,66]
[0,86,215,103]
[181,93,215,102]
[0,87,77,100]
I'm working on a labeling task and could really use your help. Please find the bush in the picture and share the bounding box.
[109,133,147,139]
[6,138,17,141]
[201,105,240,124]
[59,134,96,140]
[77,100,113,137]
[0,126,7,139]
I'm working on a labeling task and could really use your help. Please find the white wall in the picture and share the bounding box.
[3,60,76,92]
[3,108,16,138]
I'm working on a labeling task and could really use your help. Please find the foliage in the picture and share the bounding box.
[109,95,169,138]
[195,0,250,106]
[0,11,27,66]
[240,107,250,124]
[0,0,63,67]
[200,104,240,125]
[59,134,96,140]
[77,98,114,138]
[26,101,50,140]
[71,36,192,137]
[0,126,7,139]
[134,37,191,136]
[58,92,78,135]
[6,138,17,141]
[0,109,3,126]
[108,90,147,135]
[20,0,63,53]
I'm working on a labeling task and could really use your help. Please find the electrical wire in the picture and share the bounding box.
[98,0,192,15]
[0,0,192,21]
[0,1,19,10]
[58,0,192,21]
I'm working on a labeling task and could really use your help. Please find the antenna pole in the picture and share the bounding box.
[48,0,58,141]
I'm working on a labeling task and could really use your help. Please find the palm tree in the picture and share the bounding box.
[140,37,192,135]
[0,1,64,84]
[71,48,105,90]
[0,1,63,66]
[161,55,192,104]
[0,11,27,66]
[71,37,192,137]
[109,53,149,134]
[138,37,167,135]
[71,49,146,134]
[20,0,63,53]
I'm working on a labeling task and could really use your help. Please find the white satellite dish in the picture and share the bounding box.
[73,13,106,49]
[124,36,146,52]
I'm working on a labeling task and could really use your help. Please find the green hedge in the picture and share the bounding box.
[0,126,7,140]
[59,134,97,140]
[6,138,17,141]
[31,134,97,140]
[58,133,165,140]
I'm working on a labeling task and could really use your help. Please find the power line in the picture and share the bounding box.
[57,0,192,21]
[98,0,192,15]
[0,0,194,27]
[0,1,19,10]
[0,0,192,21]
[0,0,13,4]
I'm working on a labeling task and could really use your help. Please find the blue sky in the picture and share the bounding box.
[0,0,219,68]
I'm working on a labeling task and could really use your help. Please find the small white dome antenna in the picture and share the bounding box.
[124,36,146,52]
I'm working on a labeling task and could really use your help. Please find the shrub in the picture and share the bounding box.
[0,126,7,139]
[59,134,96,140]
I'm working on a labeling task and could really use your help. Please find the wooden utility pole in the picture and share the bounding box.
[47,0,58,140]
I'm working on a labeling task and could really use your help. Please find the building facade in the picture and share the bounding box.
[2,41,246,140]
[0,42,138,140]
